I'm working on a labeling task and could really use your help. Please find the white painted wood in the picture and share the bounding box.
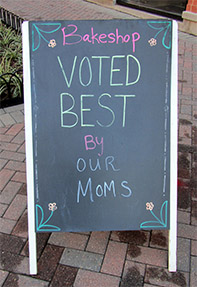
[22,21,37,275]
[168,20,178,272]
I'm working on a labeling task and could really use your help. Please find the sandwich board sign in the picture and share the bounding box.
[22,19,178,274]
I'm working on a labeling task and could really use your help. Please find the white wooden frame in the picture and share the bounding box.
[22,21,37,275]
[22,20,178,275]
[168,20,178,272]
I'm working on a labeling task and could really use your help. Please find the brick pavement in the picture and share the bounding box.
[0,0,197,286]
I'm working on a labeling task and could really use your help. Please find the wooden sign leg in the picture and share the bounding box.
[168,20,178,272]
[28,228,37,274]
[168,223,177,272]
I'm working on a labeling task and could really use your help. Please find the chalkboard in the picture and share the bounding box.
[27,19,175,232]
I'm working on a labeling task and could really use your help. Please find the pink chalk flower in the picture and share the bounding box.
[148,38,157,46]
[146,202,154,211]
[48,202,57,211]
[48,39,56,48]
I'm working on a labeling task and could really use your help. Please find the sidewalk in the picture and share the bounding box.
[0,0,197,286]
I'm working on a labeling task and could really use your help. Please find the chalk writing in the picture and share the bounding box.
[84,135,104,157]
[57,55,141,88]
[62,24,140,52]
[76,156,120,172]
[60,93,136,128]
[77,178,132,203]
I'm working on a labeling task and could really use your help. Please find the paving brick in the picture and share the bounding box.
[121,260,145,287]
[3,273,49,287]
[150,230,168,250]
[0,233,26,254]
[12,171,26,183]
[4,160,26,172]
[178,223,197,240]
[177,237,190,272]
[127,245,167,268]
[0,134,14,143]
[74,269,120,287]
[86,231,110,254]
[179,124,191,139]
[101,240,127,276]
[0,169,15,191]
[0,181,22,204]
[0,126,9,134]
[6,123,24,136]
[12,210,28,238]
[177,210,190,224]
[34,244,64,281]
[0,270,9,286]
[11,130,25,144]
[191,240,197,256]
[190,256,197,287]
[18,183,27,195]
[145,266,189,287]
[60,248,103,272]
[0,250,29,275]
[0,150,25,162]
[111,230,150,246]
[17,142,26,153]
[0,203,8,216]
[49,232,88,250]
[21,232,50,258]
[0,114,16,126]
[0,142,20,152]
[144,284,159,287]
[50,264,78,287]
[4,194,27,221]
[0,218,16,234]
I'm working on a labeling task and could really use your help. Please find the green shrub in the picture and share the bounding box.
[0,21,23,106]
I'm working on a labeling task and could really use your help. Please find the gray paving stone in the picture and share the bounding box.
[0,114,16,126]
[0,120,5,127]
[177,237,190,272]
[60,248,103,272]
[10,111,24,123]
[0,109,5,115]
[4,104,24,113]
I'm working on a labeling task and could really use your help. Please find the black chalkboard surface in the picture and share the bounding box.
[28,20,173,232]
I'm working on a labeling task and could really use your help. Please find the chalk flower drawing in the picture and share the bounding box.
[147,21,171,49]
[148,38,157,46]
[48,39,56,48]
[146,202,154,210]
[140,201,168,228]
[32,23,61,51]
[48,202,57,211]
[36,204,60,231]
